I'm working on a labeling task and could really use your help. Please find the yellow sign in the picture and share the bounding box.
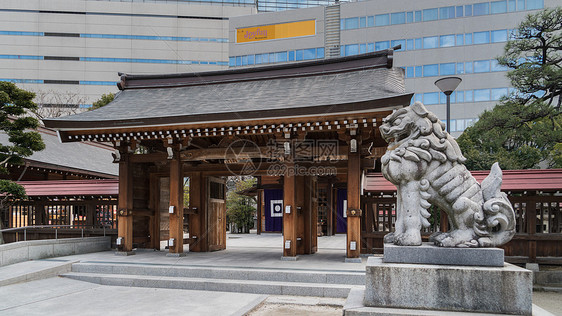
[236,20,315,43]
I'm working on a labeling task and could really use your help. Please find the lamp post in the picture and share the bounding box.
[434,77,462,134]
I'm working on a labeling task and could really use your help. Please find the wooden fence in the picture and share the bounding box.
[360,195,562,264]
[2,199,118,243]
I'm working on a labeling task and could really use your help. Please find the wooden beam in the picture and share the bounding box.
[283,163,297,257]
[129,152,167,163]
[117,151,134,253]
[168,145,184,255]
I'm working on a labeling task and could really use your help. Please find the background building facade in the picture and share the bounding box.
[229,0,554,136]
[1,0,255,108]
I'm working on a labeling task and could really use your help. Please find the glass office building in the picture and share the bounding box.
[229,0,553,135]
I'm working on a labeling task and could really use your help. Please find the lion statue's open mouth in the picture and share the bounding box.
[379,102,516,248]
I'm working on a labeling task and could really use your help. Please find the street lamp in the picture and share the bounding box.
[434,77,462,134]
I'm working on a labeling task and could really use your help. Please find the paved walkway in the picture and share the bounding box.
[0,233,561,315]
[54,233,366,272]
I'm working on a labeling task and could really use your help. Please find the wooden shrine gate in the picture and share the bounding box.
[44,51,412,260]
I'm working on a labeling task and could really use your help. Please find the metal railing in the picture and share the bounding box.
[0,225,109,242]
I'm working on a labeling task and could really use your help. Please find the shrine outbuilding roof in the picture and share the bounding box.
[43,50,411,134]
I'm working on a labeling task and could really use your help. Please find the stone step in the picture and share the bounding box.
[62,272,361,298]
[70,262,365,285]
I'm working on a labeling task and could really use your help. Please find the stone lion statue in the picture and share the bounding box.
[380,102,516,247]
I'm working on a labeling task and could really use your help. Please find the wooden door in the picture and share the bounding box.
[207,177,226,251]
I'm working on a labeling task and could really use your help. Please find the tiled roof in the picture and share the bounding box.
[43,51,410,130]
[0,127,118,177]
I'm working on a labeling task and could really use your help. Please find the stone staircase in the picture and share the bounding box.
[61,262,364,298]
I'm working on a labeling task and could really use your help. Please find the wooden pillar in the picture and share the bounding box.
[168,145,184,255]
[117,151,134,254]
[296,175,305,255]
[346,144,362,260]
[188,172,201,251]
[283,163,297,258]
[305,176,318,254]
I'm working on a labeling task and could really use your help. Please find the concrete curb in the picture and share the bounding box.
[0,237,111,267]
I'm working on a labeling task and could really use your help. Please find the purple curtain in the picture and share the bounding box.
[264,189,283,232]
[336,189,347,233]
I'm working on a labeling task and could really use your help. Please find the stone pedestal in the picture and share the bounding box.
[384,243,504,267]
[363,257,532,315]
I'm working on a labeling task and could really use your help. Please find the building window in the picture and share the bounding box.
[345,45,359,56]
[456,34,464,45]
[406,67,414,78]
[407,11,413,23]
[439,6,455,19]
[474,31,490,44]
[391,12,406,24]
[491,29,508,42]
[423,64,439,77]
[345,18,359,30]
[303,48,316,60]
[456,63,465,74]
[415,11,422,22]
[465,62,473,73]
[375,14,389,26]
[465,33,473,45]
[440,35,455,47]
[465,4,473,16]
[317,48,325,58]
[473,2,490,16]
[415,66,423,78]
[508,0,517,11]
[423,36,439,49]
[517,0,526,11]
[440,63,455,75]
[360,17,366,28]
[456,6,464,17]
[375,41,389,50]
[424,92,439,105]
[466,90,474,102]
[367,16,375,27]
[391,39,406,50]
[474,60,491,72]
[405,39,413,50]
[526,0,544,10]
[275,52,287,62]
[423,8,438,21]
[474,89,491,101]
[491,1,507,14]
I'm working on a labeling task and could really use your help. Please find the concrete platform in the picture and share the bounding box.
[383,243,504,267]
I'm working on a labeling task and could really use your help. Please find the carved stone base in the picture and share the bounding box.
[364,257,532,315]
